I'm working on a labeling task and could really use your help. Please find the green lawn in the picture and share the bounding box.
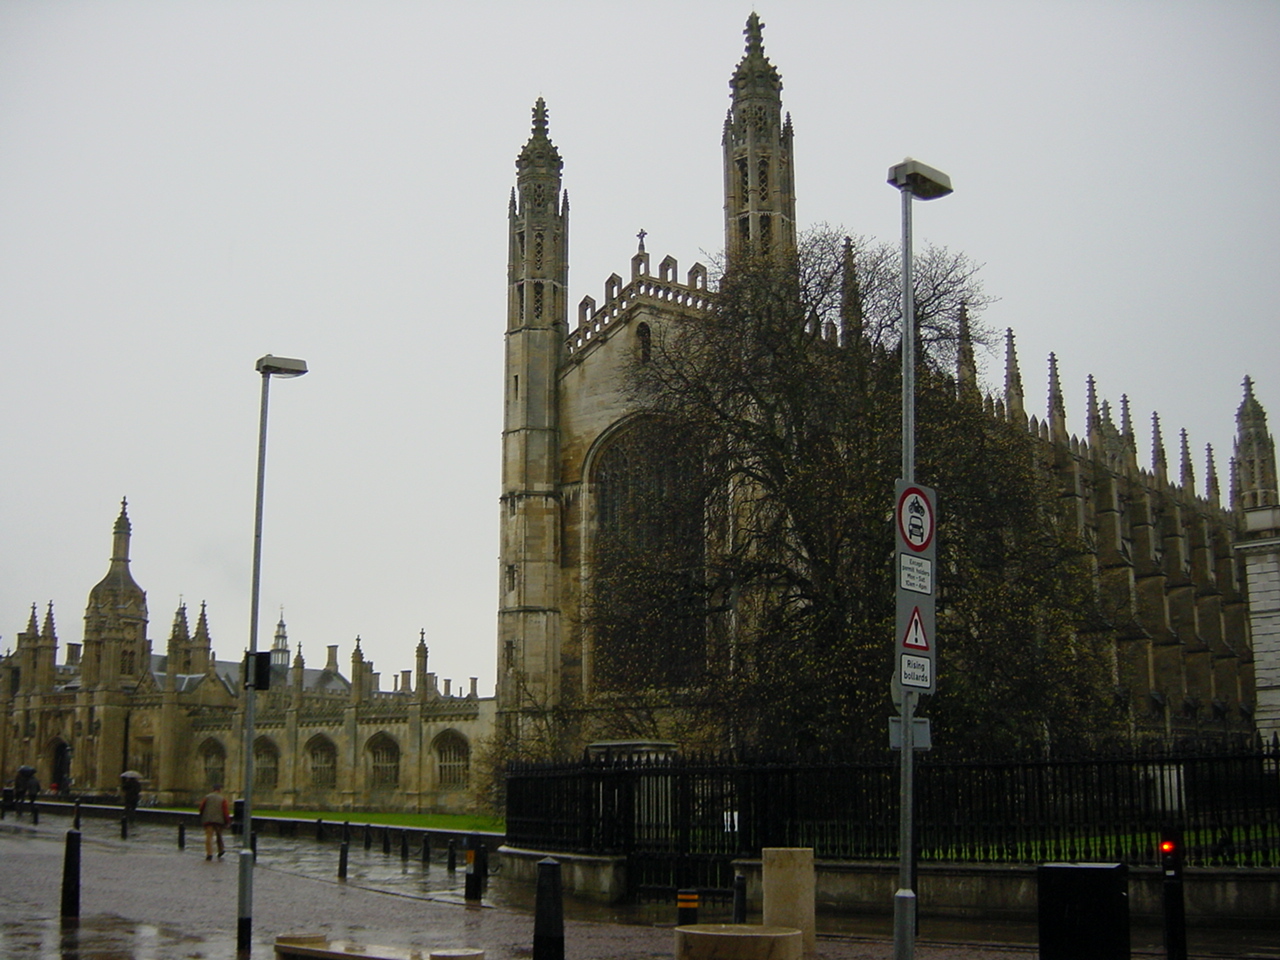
[167,806,503,833]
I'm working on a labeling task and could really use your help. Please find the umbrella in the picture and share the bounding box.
[120,771,143,779]
[17,765,35,775]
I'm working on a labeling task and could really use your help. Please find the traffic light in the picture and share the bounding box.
[243,651,272,690]
[1159,825,1187,960]
[1159,826,1184,878]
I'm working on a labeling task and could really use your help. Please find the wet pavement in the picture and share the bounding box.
[1,809,1276,959]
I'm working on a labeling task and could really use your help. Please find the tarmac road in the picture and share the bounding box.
[1,811,1274,960]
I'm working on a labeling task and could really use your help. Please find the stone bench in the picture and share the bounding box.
[275,936,482,960]
[674,924,802,960]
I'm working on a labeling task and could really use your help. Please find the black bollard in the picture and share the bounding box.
[1160,828,1187,960]
[464,839,482,903]
[447,838,457,872]
[421,832,430,867]
[338,840,349,880]
[400,829,410,861]
[533,857,564,960]
[73,800,82,830]
[382,826,392,855]
[363,823,372,850]
[178,822,186,850]
[316,819,325,843]
[343,820,351,844]
[732,873,747,923]
[477,840,489,881]
[61,829,81,919]
[120,815,128,840]
[677,888,699,926]
[32,803,39,825]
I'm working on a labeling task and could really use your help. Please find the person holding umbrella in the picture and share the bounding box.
[120,771,142,819]
[14,766,38,816]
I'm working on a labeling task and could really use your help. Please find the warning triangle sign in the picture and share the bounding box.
[902,607,930,651]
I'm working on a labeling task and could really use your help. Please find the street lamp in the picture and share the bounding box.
[237,354,307,955]
[887,158,951,960]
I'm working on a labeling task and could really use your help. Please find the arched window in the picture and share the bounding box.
[368,733,400,788]
[432,730,470,788]
[590,418,707,690]
[200,738,226,789]
[253,737,279,790]
[307,735,337,789]
[636,322,652,363]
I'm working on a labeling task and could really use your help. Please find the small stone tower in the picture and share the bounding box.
[1234,377,1280,735]
[722,14,796,256]
[498,98,570,720]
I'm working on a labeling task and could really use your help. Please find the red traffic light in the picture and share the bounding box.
[1160,839,1177,854]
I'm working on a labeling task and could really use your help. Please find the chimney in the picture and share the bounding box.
[325,645,339,672]
[401,670,413,694]
[469,677,478,698]
[66,643,82,667]
[443,678,452,697]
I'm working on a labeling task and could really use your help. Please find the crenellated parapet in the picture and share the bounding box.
[566,249,711,360]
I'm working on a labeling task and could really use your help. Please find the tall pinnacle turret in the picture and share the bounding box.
[1235,375,1277,509]
[723,14,796,257]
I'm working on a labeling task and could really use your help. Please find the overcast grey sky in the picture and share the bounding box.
[2,1,1277,694]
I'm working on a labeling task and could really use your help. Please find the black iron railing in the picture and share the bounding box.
[506,736,1280,898]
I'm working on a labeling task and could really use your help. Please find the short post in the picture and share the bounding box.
[61,829,81,919]
[533,857,564,960]
[1160,828,1187,960]
[447,838,457,872]
[316,819,325,842]
[338,839,350,880]
[342,820,351,844]
[464,839,482,903]
[400,829,410,861]
[382,826,392,855]
[733,873,747,924]
[363,823,372,850]
[178,822,186,849]
[73,800,82,830]
[677,889,699,926]
[32,803,39,825]
[477,840,489,880]
[251,828,258,861]
[120,815,128,839]
[421,832,431,867]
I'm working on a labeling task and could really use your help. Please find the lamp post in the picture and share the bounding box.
[237,354,307,956]
[887,158,951,960]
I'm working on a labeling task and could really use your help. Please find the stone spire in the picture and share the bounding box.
[1152,412,1168,485]
[1179,428,1195,497]
[167,600,190,672]
[1206,444,1221,507]
[956,303,979,402]
[1047,353,1067,444]
[839,236,863,345]
[1234,375,1277,510]
[1004,329,1024,422]
[723,13,796,257]
[271,610,290,668]
[1086,375,1103,452]
[194,601,213,675]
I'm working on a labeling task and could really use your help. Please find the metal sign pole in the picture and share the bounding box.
[894,175,917,960]
[887,158,950,960]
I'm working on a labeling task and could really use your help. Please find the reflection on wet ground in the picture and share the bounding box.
[2,916,208,960]
[4,813,1277,959]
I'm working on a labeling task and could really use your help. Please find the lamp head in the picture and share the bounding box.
[888,158,953,200]
[256,355,308,378]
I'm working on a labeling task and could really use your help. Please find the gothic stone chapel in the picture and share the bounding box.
[495,16,1280,754]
